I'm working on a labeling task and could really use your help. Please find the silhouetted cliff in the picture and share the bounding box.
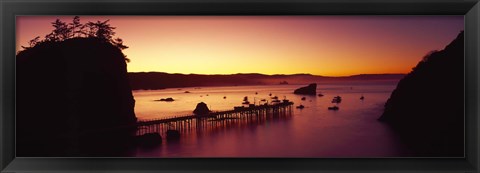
[17,37,137,156]
[379,31,464,156]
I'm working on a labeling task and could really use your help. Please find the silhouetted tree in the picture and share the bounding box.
[124,55,131,63]
[85,20,116,42]
[23,17,129,61]
[69,16,84,37]
[45,19,72,41]
[45,32,58,42]
[21,36,41,50]
[84,21,97,38]
[112,37,130,62]
[113,38,128,50]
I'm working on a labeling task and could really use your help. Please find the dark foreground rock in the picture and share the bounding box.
[379,31,464,157]
[294,83,317,95]
[16,38,137,156]
[137,133,162,148]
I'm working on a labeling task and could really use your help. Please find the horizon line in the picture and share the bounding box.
[127,71,407,77]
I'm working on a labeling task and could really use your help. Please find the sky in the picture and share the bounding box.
[16,16,464,76]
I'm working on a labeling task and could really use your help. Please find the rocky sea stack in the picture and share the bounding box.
[16,37,137,156]
[193,102,211,115]
[379,31,464,156]
[294,83,317,95]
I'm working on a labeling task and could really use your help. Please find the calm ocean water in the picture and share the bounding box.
[132,82,409,157]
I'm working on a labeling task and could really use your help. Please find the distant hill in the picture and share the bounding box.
[128,72,405,90]
[379,31,464,156]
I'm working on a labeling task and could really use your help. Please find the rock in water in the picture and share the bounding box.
[193,102,210,115]
[378,31,464,157]
[155,97,174,102]
[16,37,137,156]
[137,133,162,148]
[294,83,317,95]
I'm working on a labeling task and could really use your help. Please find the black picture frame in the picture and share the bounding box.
[1,0,479,172]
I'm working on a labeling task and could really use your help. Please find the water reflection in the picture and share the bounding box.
[133,83,409,157]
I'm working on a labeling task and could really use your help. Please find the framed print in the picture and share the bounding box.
[1,0,479,172]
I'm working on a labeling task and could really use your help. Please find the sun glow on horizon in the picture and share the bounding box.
[16,16,464,76]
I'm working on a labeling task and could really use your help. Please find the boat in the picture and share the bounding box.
[269,93,272,96]
[271,96,278,99]
[328,105,339,110]
[301,97,306,101]
[331,96,342,103]
[223,96,227,99]
[360,95,365,100]
[296,105,305,109]
[318,93,324,97]
[184,91,190,93]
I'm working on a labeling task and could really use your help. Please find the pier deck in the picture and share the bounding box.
[136,101,294,136]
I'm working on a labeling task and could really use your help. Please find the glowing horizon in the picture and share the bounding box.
[16,16,464,76]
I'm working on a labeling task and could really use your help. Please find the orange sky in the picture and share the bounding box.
[16,16,464,76]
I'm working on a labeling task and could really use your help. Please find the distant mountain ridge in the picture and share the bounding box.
[128,72,405,90]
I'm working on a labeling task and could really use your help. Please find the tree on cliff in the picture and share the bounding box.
[69,16,84,37]
[45,19,72,42]
[21,36,41,50]
[113,37,128,50]
[21,16,130,62]
[85,20,116,41]
[112,37,130,62]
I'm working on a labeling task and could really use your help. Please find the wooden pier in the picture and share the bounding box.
[136,101,294,136]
